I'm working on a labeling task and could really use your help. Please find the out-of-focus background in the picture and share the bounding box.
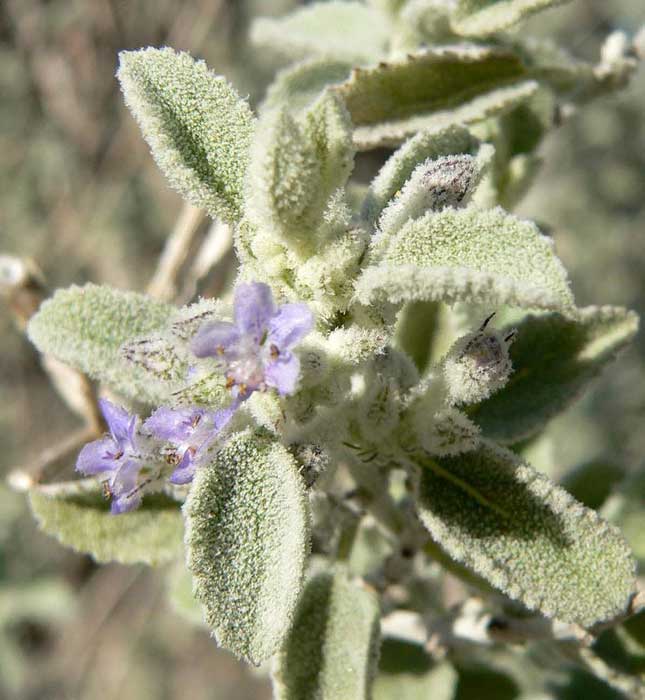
[0,1,643,698]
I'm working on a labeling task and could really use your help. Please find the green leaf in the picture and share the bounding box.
[374,638,457,700]
[451,0,571,37]
[303,92,356,216]
[261,58,353,116]
[27,284,175,404]
[117,47,255,222]
[333,47,538,149]
[363,124,481,224]
[250,2,389,64]
[375,145,494,243]
[415,441,636,627]
[469,307,639,443]
[272,569,381,700]
[393,0,455,52]
[184,430,309,664]
[355,207,574,313]
[28,481,183,566]
[246,93,354,252]
[246,109,319,249]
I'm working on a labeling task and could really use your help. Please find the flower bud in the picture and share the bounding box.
[443,314,514,405]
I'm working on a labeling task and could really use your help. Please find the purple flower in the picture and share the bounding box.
[191,282,313,399]
[144,404,235,485]
[76,399,146,514]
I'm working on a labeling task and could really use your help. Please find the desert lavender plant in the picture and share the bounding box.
[16,1,645,697]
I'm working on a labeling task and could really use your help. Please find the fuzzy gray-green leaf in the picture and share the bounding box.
[117,47,254,222]
[251,2,389,64]
[184,430,309,664]
[303,92,355,213]
[355,207,574,312]
[363,124,481,224]
[334,47,538,149]
[29,481,183,566]
[247,93,354,251]
[262,59,353,116]
[246,108,320,247]
[415,441,636,626]
[375,146,494,243]
[470,306,638,443]
[27,284,175,403]
[451,0,571,37]
[272,569,381,700]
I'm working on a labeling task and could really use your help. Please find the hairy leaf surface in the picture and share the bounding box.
[363,124,481,224]
[118,47,254,221]
[247,93,354,250]
[334,47,538,149]
[452,0,571,37]
[273,569,380,699]
[184,430,309,664]
[355,207,574,312]
[415,441,636,626]
[375,146,494,242]
[261,59,353,116]
[29,481,183,565]
[27,284,175,403]
[251,2,389,64]
[470,307,638,443]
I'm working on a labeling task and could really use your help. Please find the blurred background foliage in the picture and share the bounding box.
[0,1,643,698]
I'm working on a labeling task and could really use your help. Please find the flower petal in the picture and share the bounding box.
[76,437,119,476]
[109,459,143,514]
[144,406,202,442]
[169,450,196,485]
[233,282,276,342]
[265,353,301,396]
[111,493,142,514]
[99,398,134,445]
[212,402,238,431]
[191,320,239,358]
[268,303,314,349]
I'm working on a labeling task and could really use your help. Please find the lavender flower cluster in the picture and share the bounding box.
[77,282,313,513]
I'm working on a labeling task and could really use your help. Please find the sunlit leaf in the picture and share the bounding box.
[355,207,574,313]
[29,480,183,566]
[451,0,571,37]
[273,569,380,699]
[27,284,175,404]
[184,430,309,664]
[334,47,538,149]
[470,307,638,443]
[118,47,255,221]
[415,441,636,626]
[251,2,389,64]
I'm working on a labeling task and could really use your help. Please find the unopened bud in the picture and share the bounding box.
[443,314,514,405]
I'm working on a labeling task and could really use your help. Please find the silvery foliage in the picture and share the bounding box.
[23,1,645,698]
